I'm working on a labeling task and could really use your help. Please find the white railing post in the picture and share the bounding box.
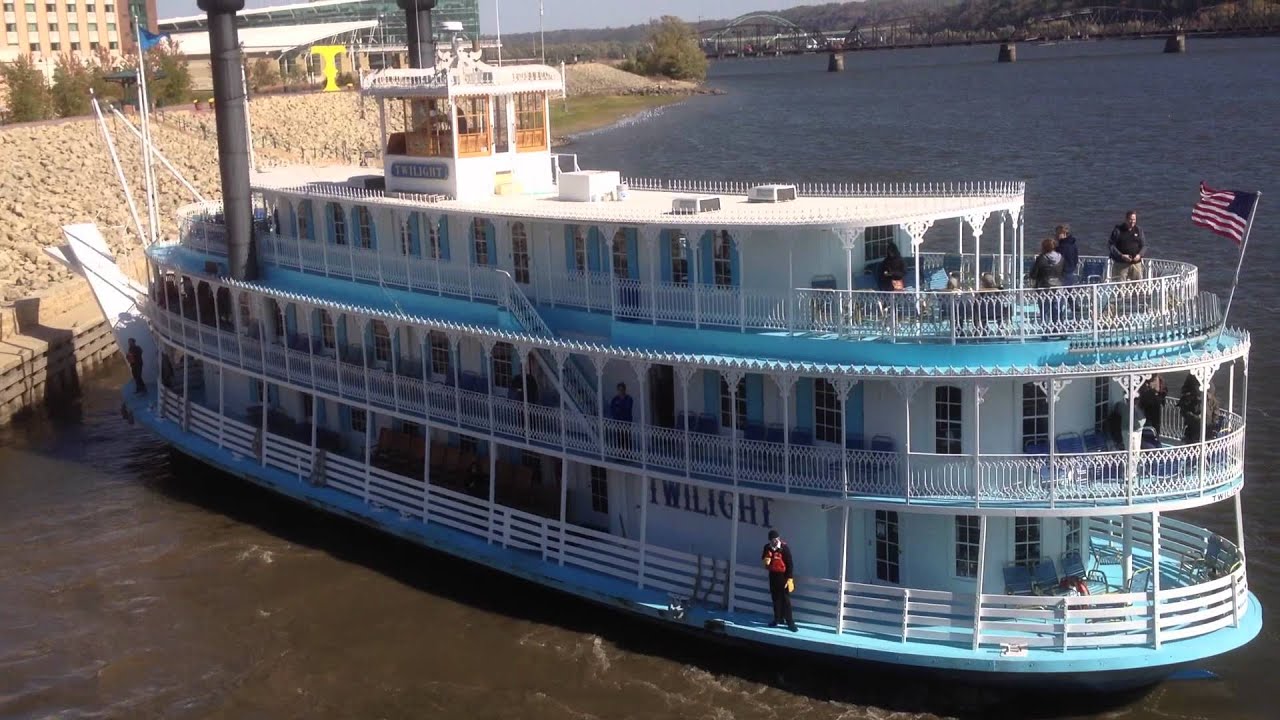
[677,366,695,479]
[638,475,648,588]
[558,456,568,566]
[1151,511,1162,649]
[972,515,988,650]
[488,438,497,545]
[837,506,849,634]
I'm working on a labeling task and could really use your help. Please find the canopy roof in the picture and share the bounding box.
[169,19,377,57]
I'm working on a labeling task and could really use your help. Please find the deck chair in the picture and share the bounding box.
[1061,550,1111,594]
[1032,557,1063,595]
[1023,439,1049,455]
[1055,432,1086,455]
[1003,563,1036,595]
[870,434,896,452]
[1081,258,1108,283]
[1082,429,1108,452]
[1128,568,1153,593]
[1179,535,1225,582]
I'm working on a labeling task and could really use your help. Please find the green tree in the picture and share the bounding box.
[51,54,94,118]
[146,40,192,107]
[250,58,280,92]
[0,55,52,123]
[634,16,707,81]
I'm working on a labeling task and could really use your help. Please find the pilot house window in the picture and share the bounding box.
[401,98,452,157]
[514,92,546,151]
[455,96,490,157]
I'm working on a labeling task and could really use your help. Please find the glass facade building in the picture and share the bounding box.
[159,0,480,47]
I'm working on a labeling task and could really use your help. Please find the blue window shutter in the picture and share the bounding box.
[362,322,373,353]
[626,228,640,279]
[659,229,672,282]
[249,378,260,403]
[350,208,361,247]
[287,203,296,237]
[587,227,602,272]
[484,220,493,265]
[316,398,327,425]
[367,209,378,250]
[339,404,351,431]
[746,373,763,426]
[409,213,421,255]
[510,347,521,376]
[564,225,575,271]
[469,220,478,264]
[438,216,450,260]
[391,327,400,358]
[267,384,279,406]
[699,231,713,285]
[310,308,321,337]
[325,203,336,244]
[845,382,864,443]
[336,315,348,348]
[284,305,297,336]
[299,201,311,240]
[795,378,814,431]
[703,370,719,419]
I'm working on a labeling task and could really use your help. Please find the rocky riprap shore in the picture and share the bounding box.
[0,64,708,301]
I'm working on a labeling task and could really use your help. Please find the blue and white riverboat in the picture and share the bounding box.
[60,0,1259,693]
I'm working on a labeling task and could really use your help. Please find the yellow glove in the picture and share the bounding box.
[785,578,795,593]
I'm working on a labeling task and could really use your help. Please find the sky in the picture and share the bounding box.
[156,0,817,33]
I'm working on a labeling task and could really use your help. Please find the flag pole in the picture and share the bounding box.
[539,0,545,65]
[134,13,159,247]
[1219,191,1261,332]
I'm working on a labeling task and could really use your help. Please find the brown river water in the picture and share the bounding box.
[2,38,1279,720]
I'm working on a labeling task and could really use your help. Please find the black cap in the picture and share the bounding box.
[767,530,779,540]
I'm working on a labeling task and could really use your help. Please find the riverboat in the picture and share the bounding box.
[59,0,1259,693]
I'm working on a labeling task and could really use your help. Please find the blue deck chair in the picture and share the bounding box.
[1023,439,1049,455]
[744,423,766,442]
[790,428,814,446]
[1082,429,1107,452]
[1179,535,1229,582]
[1061,550,1111,594]
[1032,557,1063,595]
[943,253,965,277]
[1081,258,1108,283]
[845,433,865,450]
[765,423,785,444]
[1004,564,1036,595]
[1055,432,1086,454]
[1128,568,1153,593]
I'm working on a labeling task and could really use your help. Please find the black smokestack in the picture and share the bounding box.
[198,0,257,281]
[397,0,437,69]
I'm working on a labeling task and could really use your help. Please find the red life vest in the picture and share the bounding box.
[766,545,788,573]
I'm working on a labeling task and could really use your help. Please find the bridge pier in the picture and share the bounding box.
[828,51,844,72]
[1164,33,1187,53]
[997,42,1016,63]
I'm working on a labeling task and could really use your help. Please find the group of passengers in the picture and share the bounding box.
[874,210,1146,292]
[1103,372,1221,450]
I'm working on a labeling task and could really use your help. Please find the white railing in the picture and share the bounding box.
[151,307,1245,509]
[157,385,1252,655]
[619,178,1027,198]
[176,208,1212,346]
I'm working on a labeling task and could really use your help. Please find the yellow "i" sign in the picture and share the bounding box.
[310,45,347,92]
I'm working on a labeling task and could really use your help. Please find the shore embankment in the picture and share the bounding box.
[0,62,706,421]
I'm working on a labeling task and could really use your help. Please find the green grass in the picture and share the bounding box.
[550,95,685,138]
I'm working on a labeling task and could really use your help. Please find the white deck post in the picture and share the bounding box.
[1151,510,1162,649]
[836,378,853,496]
[422,334,432,524]
[520,347,532,444]
[728,489,739,612]
[678,366,694,478]
[452,335,462,423]
[998,213,1006,281]
[646,227,658,325]
[638,474,648,588]
[726,370,744,612]
[972,382,986,504]
[218,364,226,449]
[1227,359,1235,417]
[594,356,606,460]
[895,379,921,501]
[257,297,269,467]
[558,457,568,565]
[1047,378,1058,506]
[972,514,988,650]
[786,235,794,333]
[482,341,496,441]
[1122,515,1134,587]
[363,409,373,503]
[488,439,498,544]
[632,360,650,468]
[779,375,794,494]
[688,230,700,329]
[838,505,850,634]
[1123,373,1141,502]
[1195,364,1212,492]
[389,323,400,411]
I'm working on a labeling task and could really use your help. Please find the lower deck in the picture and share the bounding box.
[128,382,1261,679]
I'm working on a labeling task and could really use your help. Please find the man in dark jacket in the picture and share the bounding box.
[1055,224,1080,285]
[1108,211,1145,281]
[762,529,798,631]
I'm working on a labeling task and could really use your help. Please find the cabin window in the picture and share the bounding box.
[864,225,896,261]
[955,515,981,578]
[427,221,442,260]
[297,200,313,241]
[429,330,451,376]
[719,376,746,431]
[472,218,490,266]
[320,310,335,349]
[329,203,347,246]
[271,301,284,340]
[611,230,628,278]
[1014,517,1041,569]
[514,92,546,151]
[814,379,841,444]
[455,96,491,157]
[303,394,314,420]
[1063,518,1082,555]
[403,98,452,157]
[875,510,901,584]
[589,466,609,514]
[712,230,733,287]
[494,97,510,153]
[511,222,530,284]
[400,215,417,256]
[1021,382,1049,449]
[572,226,587,273]
[1093,377,1110,432]
[371,321,391,363]
[492,343,513,389]
[237,294,252,333]
[355,207,375,249]
[350,408,367,433]
[670,233,688,285]
[935,385,962,454]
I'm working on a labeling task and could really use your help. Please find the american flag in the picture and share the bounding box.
[1192,182,1258,245]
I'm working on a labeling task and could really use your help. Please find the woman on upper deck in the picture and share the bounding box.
[1031,237,1065,289]
[879,243,907,291]
[1055,224,1080,285]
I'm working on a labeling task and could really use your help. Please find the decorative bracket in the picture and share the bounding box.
[1189,364,1215,386]
[674,364,699,389]
[892,377,923,400]
[964,212,990,243]
[835,226,866,251]
[1116,373,1146,400]
[975,382,989,405]
[1051,378,1071,402]
[902,220,934,248]
[771,372,797,398]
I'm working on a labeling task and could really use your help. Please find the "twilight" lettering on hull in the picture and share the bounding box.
[649,479,772,527]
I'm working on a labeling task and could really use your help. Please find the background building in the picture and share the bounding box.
[1,0,157,74]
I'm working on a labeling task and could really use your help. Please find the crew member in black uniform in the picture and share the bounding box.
[762,529,797,632]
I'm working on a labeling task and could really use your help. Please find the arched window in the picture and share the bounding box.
[572,225,587,273]
[1021,382,1049,449]
[355,206,375,249]
[329,203,346,246]
[935,385,962,454]
[319,309,335,349]
[371,320,391,363]
[297,200,314,241]
[427,219,442,259]
[712,230,733,287]
[511,222,530,283]
[612,229,629,278]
